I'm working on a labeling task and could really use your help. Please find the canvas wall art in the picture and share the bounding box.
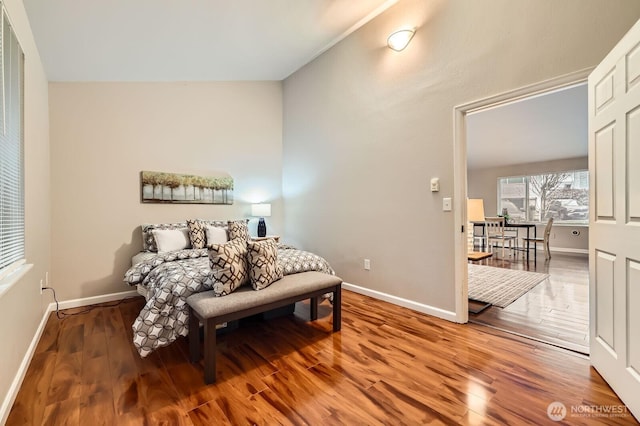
[141,171,234,204]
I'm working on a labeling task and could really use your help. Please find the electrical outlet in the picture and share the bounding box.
[364,259,371,270]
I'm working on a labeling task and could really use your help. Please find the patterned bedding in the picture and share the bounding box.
[124,244,334,357]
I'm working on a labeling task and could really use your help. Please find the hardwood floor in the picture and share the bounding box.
[8,289,636,425]
[469,250,590,355]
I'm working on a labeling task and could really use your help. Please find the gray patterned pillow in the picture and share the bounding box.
[247,239,283,290]
[200,220,227,229]
[208,238,249,296]
[141,222,187,252]
[227,219,249,241]
[187,219,206,249]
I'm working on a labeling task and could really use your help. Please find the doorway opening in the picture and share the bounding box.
[453,69,592,354]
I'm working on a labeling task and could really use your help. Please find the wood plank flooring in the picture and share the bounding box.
[469,251,590,354]
[8,289,637,425]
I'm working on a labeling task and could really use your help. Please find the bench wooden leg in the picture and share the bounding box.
[310,296,318,320]
[203,318,217,384]
[333,285,341,332]
[188,308,200,363]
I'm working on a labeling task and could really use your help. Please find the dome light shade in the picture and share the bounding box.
[387,28,416,51]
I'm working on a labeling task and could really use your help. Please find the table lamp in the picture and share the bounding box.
[251,203,271,237]
[467,199,485,252]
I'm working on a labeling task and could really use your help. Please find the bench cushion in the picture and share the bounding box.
[187,271,341,319]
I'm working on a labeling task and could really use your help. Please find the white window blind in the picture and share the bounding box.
[0,8,24,273]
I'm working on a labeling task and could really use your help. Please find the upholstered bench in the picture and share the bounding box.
[187,271,342,384]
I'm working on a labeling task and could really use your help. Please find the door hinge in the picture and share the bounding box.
[461,225,465,233]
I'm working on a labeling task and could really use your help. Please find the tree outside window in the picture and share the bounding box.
[498,170,589,224]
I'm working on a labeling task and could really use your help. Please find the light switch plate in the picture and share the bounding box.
[443,197,452,211]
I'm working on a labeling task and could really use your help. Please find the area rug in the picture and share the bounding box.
[468,264,549,308]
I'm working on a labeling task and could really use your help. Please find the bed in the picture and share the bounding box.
[123,219,334,357]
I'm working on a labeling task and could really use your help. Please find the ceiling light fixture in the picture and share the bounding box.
[387,28,416,51]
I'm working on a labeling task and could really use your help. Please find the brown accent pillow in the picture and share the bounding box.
[187,219,206,249]
[227,219,249,241]
[208,238,249,296]
[247,239,283,290]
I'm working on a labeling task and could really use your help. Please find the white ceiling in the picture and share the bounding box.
[23,0,396,81]
[466,83,588,170]
[22,0,589,169]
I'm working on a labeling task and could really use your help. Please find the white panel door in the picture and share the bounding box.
[589,18,640,420]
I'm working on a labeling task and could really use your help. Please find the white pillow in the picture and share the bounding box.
[205,225,228,246]
[152,228,191,253]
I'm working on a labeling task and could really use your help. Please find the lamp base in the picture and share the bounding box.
[257,218,266,237]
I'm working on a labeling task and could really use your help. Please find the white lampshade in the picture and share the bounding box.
[251,203,271,217]
[467,198,485,253]
[387,28,416,51]
[467,199,485,222]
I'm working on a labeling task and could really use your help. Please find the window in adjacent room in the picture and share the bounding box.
[498,170,589,224]
[0,8,25,279]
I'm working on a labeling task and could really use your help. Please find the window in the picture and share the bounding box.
[0,9,24,275]
[498,170,589,224]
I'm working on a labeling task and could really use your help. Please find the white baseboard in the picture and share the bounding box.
[0,302,53,425]
[0,289,140,424]
[342,282,457,323]
[549,247,588,255]
[510,246,588,256]
[52,289,140,310]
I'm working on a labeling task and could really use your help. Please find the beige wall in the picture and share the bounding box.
[468,157,589,252]
[49,82,283,301]
[0,0,51,420]
[282,0,640,313]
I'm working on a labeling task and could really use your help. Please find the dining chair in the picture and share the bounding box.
[522,217,554,262]
[484,217,516,258]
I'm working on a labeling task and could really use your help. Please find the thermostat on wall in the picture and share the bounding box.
[430,178,440,192]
